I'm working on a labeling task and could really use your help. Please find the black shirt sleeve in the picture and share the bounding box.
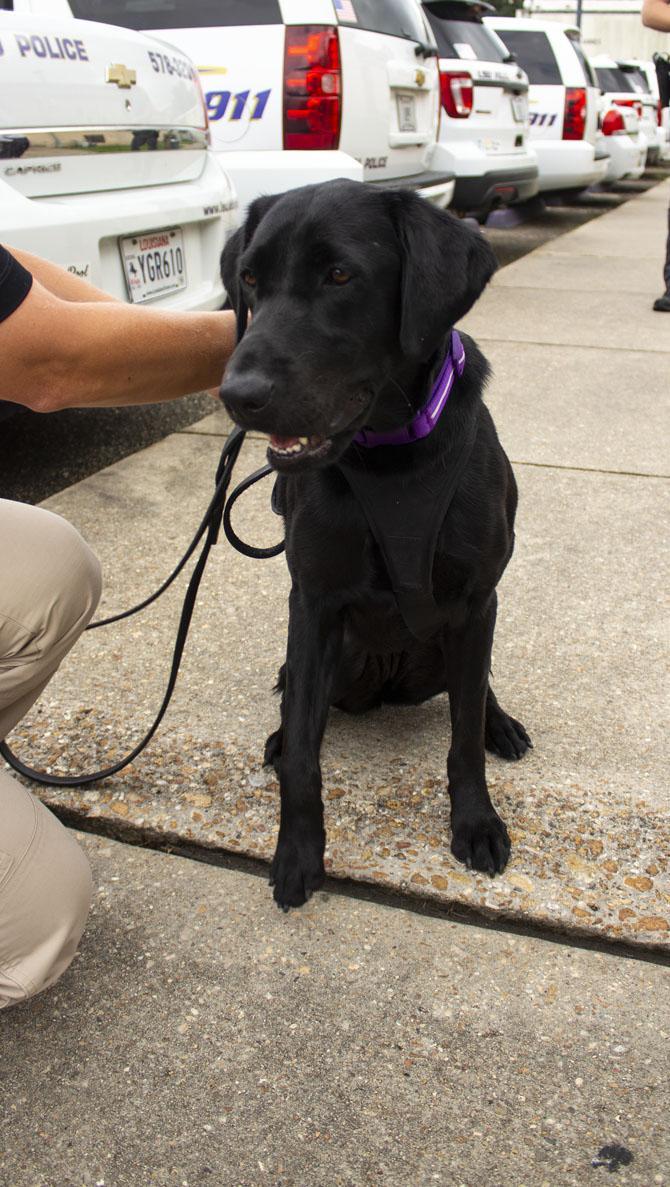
[0,245,33,324]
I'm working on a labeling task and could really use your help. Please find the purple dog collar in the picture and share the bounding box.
[353,329,466,449]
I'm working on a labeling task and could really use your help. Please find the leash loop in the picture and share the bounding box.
[223,464,285,559]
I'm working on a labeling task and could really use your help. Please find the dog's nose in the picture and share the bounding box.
[220,372,274,423]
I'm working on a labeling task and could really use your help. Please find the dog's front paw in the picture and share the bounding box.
[270,828,325,911]
[485,704,532,761]
[451,812,510,876]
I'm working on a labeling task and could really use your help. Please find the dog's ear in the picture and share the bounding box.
[220,194,283,339]
[388,191,497,361]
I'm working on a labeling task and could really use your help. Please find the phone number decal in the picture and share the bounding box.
[148,50,195,80]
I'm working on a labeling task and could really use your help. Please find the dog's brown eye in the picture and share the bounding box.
[328,267,351,286]
[241,269,257,287]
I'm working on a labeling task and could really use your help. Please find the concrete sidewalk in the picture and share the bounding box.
[1,832,668,1187]
[2,180,669,1187]
[9,178,668,951]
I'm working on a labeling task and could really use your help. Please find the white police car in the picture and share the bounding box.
[484,17,608,195]
[46,0,455,215]
[421,0,538,216]
[1,8,237,308]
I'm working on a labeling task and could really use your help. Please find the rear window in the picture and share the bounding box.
[423,6,506,64]
[67,0,282,29]
[595,66,634,94]
[494,28,562,85]
[621,67,651,94]
[338,0,428,43]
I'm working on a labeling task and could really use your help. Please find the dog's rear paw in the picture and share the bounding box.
[451,813,510,876]
[263,728,283,774]
[270,830,325,911]
[485,703,532,761]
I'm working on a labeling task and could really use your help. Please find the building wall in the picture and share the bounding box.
[520,3,670,58]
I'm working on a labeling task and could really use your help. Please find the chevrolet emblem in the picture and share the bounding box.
[415,68,426,87]
[106,63,137,89]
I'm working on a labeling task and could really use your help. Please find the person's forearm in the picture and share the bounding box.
[642,0,670,31]
[10,247,119,303]
[0,279,237,411]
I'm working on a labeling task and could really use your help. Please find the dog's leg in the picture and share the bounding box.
[270,588,343,910]
[485,685,532,760]
[445,593,511,876]
[263,664,286,775]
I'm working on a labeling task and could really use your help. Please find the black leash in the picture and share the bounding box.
[0,425,283,787]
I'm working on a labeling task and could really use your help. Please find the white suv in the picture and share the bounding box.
[421,0,538,216]
[593,58,658,165]
[1,8,236,309]
[485,17,608,195]
[51,0,455,214]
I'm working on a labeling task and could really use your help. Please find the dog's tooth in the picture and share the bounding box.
[298,437,309,446]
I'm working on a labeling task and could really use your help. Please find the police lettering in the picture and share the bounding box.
[15,33,88,62]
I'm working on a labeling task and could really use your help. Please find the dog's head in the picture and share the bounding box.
[220,179,496,472]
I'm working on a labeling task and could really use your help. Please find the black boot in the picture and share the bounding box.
[652,291,670,312]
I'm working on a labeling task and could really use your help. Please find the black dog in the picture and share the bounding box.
[220,179,531,910]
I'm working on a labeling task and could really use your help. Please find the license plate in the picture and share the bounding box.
[397,93,417,133]
[511,93,528,123]
[120,227,187,304]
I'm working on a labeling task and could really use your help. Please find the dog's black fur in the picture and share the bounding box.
[220,179,531,910]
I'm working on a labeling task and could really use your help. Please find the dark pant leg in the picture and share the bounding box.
[664,200,670,294]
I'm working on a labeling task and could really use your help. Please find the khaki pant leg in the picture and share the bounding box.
[0,771,92,1008]
[0,499,101,1006]
[0,499,102,739]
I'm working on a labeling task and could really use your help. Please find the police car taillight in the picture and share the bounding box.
[614,97,643,120]
[283,26,342,150]
[562,87,586,140]
[601,108,626,136]
[439,71,473,119]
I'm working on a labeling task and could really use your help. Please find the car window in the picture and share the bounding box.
[623,68,651,94]
[595,66,634,93]
[494,29,562,85]
[423,6,506,63]
[339,0,428,43]
[67,0,282,30]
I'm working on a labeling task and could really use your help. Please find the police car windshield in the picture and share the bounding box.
[67,0,282,29]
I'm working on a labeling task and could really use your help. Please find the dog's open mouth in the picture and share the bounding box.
[267,433,332,465]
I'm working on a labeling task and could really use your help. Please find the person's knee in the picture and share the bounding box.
[0,795,93,1009]
[43,512,102,643]
[0,502,102,655]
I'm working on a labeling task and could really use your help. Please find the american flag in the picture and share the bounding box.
[334,0,358,21]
